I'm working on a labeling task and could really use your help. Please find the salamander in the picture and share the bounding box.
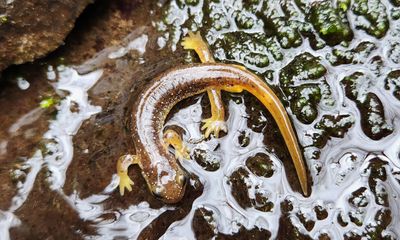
[117,32,309,203]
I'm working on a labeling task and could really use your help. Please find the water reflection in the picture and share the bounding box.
[62,176,170,239]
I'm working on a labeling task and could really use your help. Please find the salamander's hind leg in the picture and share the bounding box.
[181,32,227,138]
[117,154,139,196]
[163,129,190,160]
[202,89,228,138]
[181,31,215,63]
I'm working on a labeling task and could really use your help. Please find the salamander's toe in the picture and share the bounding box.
[118,174,134,196]
[175,145,191,160]
[181,32,202,50]
[201,117,228,138]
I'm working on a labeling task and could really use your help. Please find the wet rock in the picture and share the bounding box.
[243,93,270,133]
[253,191,274,212]
[229,167,252,209]
[278,200,312,240]
[337,211,349,227]
[348,187,369,208]
[0,65,53,210]
[296,211,315,232]
[0,0,92,71]
[246,153,274,178]
[391,0,400,6]
[352,0,389,38]
[327,41,376,65]
[237,130,250,147]
[312,114,355,148]
[366,158,389,207]
[3,0,400,238]
[192,148,221,171]
[388,43,400,64]
[385,70,400,100]
[193,207,217,240]
[317,233,331,240]
[228,167,274,212]
[341,72,393,140]
[10,171,96,239]
[313,205,328,220]
[364,209,392,239]
[192,207,272,239]
[348,209,365,226]
[217,226,271,240]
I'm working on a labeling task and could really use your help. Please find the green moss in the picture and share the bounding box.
[291,85,321,123]
[352,0,389,38]
[272,18,303,48]
[234,11,255,29]
[391,8,400,19]
[213,32,276,70]
[327,48,354,65]
[279,53,331,124]
[0,15,8,24]
[257,2,305,49]
[40,97,58,109]
[280,53,326,87]
[338,0,351,11]
[308,0,353,45]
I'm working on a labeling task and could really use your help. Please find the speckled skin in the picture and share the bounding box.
[129,63,309,203]
[117,32,309,203]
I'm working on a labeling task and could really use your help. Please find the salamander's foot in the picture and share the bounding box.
[201,117,228,138]
[181,32,204,51]
[119,173,134,196]
[117,154,138,196]
[174,145,190,160]
[181,31,214,63]
[163,129,191,160]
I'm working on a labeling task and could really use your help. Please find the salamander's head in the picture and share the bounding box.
[151,169,187,204]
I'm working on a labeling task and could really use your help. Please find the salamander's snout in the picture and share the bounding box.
[152,172,187,204]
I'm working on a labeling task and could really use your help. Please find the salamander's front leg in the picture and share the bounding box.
[117,154,139,196]
[163,129,190,160]
[202,89,228,138]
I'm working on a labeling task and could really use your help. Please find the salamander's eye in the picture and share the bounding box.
[177,174,187,186]
[181,175,189,188]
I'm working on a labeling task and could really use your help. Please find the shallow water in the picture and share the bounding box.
[0,0,400,239]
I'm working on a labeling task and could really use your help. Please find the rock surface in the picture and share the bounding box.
[0,0,92,71]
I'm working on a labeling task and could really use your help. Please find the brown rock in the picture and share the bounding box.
[0,0,92,71]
